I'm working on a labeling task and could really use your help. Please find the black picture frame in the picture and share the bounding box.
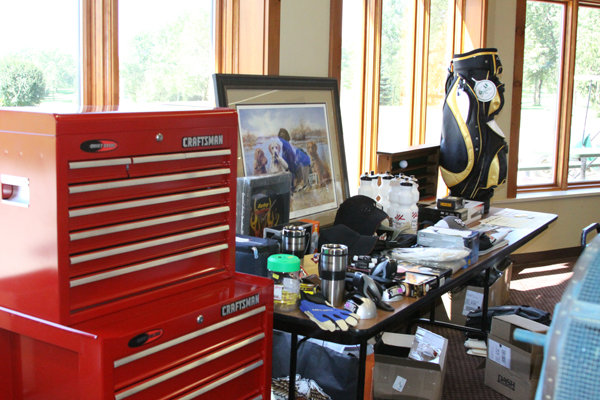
[213,73,349,226]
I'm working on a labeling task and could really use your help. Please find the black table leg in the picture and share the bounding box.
[288,333,298,400]
[481,266,491,334]
[356,340,367,400]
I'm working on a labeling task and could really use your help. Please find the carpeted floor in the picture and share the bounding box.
[434,258,576,400]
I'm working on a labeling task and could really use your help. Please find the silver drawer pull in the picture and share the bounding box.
[176,360,264,400]
[68,168,230,194]
[70,206,230,241]
[114,334,264,400]
[68,187,229,218]
[132,149,231,164]
[70,243,227,288]
[114,306,266,368]
[69,158,131,170]
[70,225,229,265]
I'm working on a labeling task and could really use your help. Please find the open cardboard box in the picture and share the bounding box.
[372,328,448,400]
[484,314,548,400]
[431,263,512,326]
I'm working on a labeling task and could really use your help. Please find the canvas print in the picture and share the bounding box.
[237,103,337,219]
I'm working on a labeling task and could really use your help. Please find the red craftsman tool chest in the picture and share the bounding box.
[0,274,273,399]
[0,107,243,324]
[0,107,274,399]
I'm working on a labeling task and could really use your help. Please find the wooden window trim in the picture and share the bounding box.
[82,0,119,106]
[215,0,280,75]
[509,0,600,196]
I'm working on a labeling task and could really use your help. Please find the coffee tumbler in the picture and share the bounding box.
[281,225,310,259]
[318,243,348,307]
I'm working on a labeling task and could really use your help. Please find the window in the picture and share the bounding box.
[119,0,214,106]
[0,1,80,108]
[338,0,485,192]
[511,0,600,194]
[0,1,265,108]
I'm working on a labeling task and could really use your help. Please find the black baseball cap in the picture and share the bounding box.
[318,224,378,258]
[334,195,389,236]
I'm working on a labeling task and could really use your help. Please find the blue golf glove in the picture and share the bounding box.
[299,299,359,331]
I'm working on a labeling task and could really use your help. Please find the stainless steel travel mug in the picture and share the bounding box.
[281,225,309,259]
[319,243,348,307]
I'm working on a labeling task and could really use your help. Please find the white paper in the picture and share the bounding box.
[273,285,283,300]
[462,289,484,316]
[392,376,407,392]
[488,338,511,369]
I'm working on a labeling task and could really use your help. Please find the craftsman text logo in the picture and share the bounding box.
[80,139,118,153]
[221,294,260,317]
[497,374,516,391]
[182,134,223,148]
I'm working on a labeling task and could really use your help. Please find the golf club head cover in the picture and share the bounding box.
[299,299,359,331]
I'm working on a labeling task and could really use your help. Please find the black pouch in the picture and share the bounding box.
[466,304,552,333]
[235,234,280,277]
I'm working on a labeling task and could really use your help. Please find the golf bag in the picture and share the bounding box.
[440,48,508,211]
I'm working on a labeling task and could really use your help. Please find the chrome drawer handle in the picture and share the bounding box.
[69,168,230,194]
[114,334,264,399]
[70,206,230,241]
[114,306,266,368]
[132,149,231,164]
[70,225,229,265]
[69,243,228,287]
[69,187,229,218]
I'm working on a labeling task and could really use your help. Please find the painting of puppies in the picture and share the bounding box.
[253,148,268,175]
[307,141,331,186]
[268,140,289,173]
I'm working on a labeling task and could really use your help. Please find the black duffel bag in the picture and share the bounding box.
[466,304,551,333]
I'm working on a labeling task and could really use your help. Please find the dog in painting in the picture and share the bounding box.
[253,148,268,175]
[267,140,289,173]
[307,141,331,186]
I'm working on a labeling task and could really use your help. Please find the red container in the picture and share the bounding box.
[0,274,273,400]
[0,107,239,324]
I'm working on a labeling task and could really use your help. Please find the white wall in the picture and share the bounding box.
[277,0,600,253]
[279,0,330,77]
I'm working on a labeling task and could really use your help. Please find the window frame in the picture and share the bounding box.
[508,0,600,197]
[330,0,487,178]
[80,0,279,106]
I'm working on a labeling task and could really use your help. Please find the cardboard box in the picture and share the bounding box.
[484,314,548,400]
[432,263,512,326]
[373,328,448,400]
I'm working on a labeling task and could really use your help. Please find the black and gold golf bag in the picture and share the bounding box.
[440,48,507,211]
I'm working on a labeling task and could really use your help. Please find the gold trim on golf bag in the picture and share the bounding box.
[440,48,508,210]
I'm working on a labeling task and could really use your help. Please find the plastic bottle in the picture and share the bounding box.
[408,175,420,231]
[358,172,376,200]
[388,179,415,233]
[378,172,394,213]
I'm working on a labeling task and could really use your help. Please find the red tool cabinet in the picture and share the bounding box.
[0,107,274,399]
[0,275,273,399]
[1,107,243,324]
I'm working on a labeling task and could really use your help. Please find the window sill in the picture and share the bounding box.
[512,187,600,202]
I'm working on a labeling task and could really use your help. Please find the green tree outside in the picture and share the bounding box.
[0,59,46,106]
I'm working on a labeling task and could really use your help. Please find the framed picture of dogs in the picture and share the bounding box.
[213,74,349,225]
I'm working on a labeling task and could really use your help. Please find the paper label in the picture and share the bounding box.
[392,375,407,392]
[273,285,283,300]
[462,289,484,316]
[488,338,511,369]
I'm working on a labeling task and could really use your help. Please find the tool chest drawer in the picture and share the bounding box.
[0,107,239,324]
[0,274,274,400]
